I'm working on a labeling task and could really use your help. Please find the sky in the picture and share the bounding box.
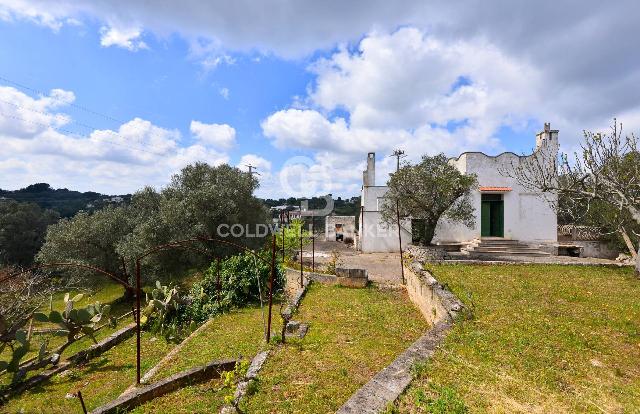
[0,1,639,198]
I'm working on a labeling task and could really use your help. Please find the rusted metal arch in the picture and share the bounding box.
[132,235,275,384]
[0,262,133,291]
[134,236,270,265]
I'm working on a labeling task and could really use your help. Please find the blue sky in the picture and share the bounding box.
[0,20,316,168]
[0,1,637,198]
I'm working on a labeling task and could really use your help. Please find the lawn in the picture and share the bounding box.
[0,280,131,384]
[242,283,429,413]
[3,330,175,413]
[146,303,279,381]
[397,264,640,413]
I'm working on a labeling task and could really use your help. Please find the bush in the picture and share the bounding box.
[186,250,284,323]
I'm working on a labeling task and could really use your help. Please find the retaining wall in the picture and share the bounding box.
[404,262,464,325]
[337,261,464,413]
[284,267,368,292]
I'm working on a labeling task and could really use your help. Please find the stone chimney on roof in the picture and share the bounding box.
[363,152,375,186]
[535,122,559,152]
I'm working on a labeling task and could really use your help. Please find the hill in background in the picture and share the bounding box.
[0,183,131,217]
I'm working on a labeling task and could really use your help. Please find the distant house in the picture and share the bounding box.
[325,215,356,242]
[358,123,559,252]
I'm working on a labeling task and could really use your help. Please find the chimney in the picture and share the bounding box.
[363,152,375,186]
[535,122,559,152]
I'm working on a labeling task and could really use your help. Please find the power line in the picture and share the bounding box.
[0,74,171,148]
[0,111,170,157]
[0,98,167,151]
[0,75,125,125]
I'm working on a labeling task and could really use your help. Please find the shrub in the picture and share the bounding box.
[186,250,284,323]
[141,281,194,342]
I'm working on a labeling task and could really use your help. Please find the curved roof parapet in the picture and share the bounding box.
[448,150,528,163]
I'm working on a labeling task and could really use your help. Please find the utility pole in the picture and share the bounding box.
[391,149,405,172]
[390,149,406,284]
[246,164,261,176]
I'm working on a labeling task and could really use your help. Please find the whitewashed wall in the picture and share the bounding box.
[359,186,411,252]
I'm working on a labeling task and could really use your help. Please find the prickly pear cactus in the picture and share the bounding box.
[33,293,115,347]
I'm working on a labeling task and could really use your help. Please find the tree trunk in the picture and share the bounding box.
[423,221,437,246]
[624,206,640,277]
[619,227,638,258]
[121,286,135,303]
[636,243,640,277]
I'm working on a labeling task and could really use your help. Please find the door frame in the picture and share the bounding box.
[480,194,504,237]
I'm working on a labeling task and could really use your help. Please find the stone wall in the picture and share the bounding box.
[406,244,448,263]
[284,267,368,290]
[337,260,464,413]
[404,262,464,325]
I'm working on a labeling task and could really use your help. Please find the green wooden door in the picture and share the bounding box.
[481,196,504,237]
[481,201,490,237]
[495,201,504,237]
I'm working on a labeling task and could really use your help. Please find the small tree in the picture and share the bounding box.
[275,219,311,263]
[381,154,477,245]
[37,205,135,288]
[508,120,640,275]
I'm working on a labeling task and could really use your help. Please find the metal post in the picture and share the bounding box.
[360,206,364,252]
[396,200,405,285]
[135,259,141,385]
[311,213,315,272]
[77,391,88,414]
[391,149,406,285]
[281,225,285,263]
[216,257,221,306]
[266,235,276,343]
[299,225,303,288]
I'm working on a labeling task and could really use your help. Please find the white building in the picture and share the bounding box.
[325,215,356,242]
[359,153,412,252]
[358,123,559,252]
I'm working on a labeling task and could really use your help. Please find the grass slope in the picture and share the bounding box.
[397,264,640,413]
[3,330,174,413]
[242,284,428,413]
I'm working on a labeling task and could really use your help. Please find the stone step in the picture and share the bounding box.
[464,238,550,257]
[470,245,541,251]
[470,250,551,256]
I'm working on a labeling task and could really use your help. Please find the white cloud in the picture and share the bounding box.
[3,1,640,197]
[190,120,236,149]
[219,87,230,100]
[0,86,229,193]
[201,54,235,71]
[238,154,271,172]
[99,25,148,51]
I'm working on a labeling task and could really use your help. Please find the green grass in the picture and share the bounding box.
[116,304,280,413]
[46,281,125,313]
[242,284,429,413]
[128,378,228,413]
[1,281,131,380]
[3,330,175,413]
[148,303,280,381]
[397,264,640,413]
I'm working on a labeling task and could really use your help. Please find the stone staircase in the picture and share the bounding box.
[463,238,551,257]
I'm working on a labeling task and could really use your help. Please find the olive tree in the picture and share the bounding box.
[0,200,59,266]
[37,205,135,288]
[38,162,271,289]
[508,120,640,275]
[117,162,270,278]
[381,154,477,245]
